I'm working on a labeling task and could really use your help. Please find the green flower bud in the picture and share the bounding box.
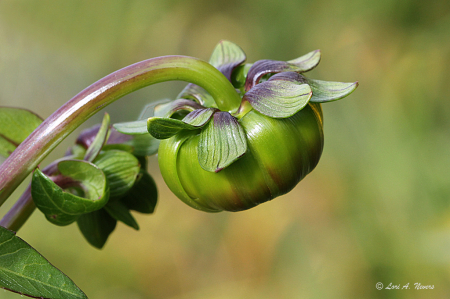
[114,40,357,213]
[158,102,323,212]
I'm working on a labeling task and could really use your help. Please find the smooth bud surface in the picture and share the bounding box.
[158,102,323,212]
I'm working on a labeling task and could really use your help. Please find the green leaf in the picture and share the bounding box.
[31,160,109,226]
[93,150,141,198]
[307,79,359,103]
[147,117,198,139]
[0,107,43,157]
[77,209,117,249]
[198,112,247,172]
[121,171,157,214]
[243,72,312,118]
[104,200,139,230]
[209,40,246,80]
[84,113,110,162]
[0,226,87,299]
[113,119,148,135]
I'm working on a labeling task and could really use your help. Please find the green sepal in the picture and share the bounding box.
[104,200,139,230]
[209,40,246,81]
[231,63,252,89]
[307,79,359,103]
[84,113,110,162]
[147,117,199,139]
[177,84,216,108]
[113,119,148,135]
[0,107,43,157]
[121,170,157,214]
[109,124,160,155]
[31,160,109,226]
[287,49,321,73]
[93,150,141,199]
[0,226,87,299]
[68,144,87,159]
[125,134,160,156]
[139,99,172,119]
[198,112,247,172]
[182,108,216,127]
[77,209,117,249]
[101,143,134,153]
[153,99,203,118]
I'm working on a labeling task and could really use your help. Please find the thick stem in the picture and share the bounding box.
[0,55,241,206]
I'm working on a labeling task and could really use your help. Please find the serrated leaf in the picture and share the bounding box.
[209,40,247,81]
[244,50,321,91]
[84,113,110,162]
[104,200,139,230]
[243,72,312,118]
[198,112,247,172]
[121,171,157,214]
[306,78,359,103]
[147,117,198,139]
[93,150,140,198]
[31,160,109,226]
[0,226,87,298]
[177,84,216,108]
[113,119,149,135]
[0,107,43,157]
[77,209,116,249]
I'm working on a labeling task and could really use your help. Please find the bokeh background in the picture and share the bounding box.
[1,0,450,298]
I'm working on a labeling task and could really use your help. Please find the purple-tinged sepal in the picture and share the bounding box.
[147,107,217,140]
[245,49,321,91]
[153,98,204,118]
[183,108,217,127]
[243,72,312,118]
[177,84,216,108]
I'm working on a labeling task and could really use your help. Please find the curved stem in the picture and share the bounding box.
[0,55,242,206]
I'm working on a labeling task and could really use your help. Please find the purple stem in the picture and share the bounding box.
[0,55,241,207]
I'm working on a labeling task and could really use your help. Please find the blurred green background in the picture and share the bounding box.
[1,0,450,298]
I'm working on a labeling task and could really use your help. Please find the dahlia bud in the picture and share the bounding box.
[115,40,357,212]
